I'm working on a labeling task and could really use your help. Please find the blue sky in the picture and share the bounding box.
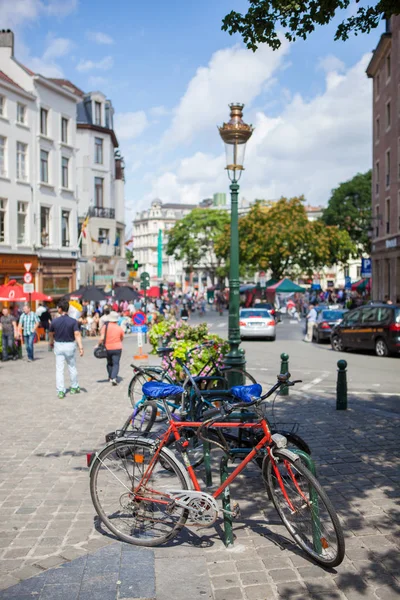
[1,0,383,226]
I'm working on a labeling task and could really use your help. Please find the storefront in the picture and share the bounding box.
[0,254,38,286]
[371,236,400,302]
[37,258,77,305]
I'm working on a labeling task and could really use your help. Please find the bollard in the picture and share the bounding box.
[280,352,289,396]
[336,359,348,410]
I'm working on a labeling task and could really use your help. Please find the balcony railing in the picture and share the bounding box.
[88,206,115,219]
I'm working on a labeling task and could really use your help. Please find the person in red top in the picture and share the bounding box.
[98,311,124,385]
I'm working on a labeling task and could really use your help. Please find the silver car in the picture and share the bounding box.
[239,308,276,341]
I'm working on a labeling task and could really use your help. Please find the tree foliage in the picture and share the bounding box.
[166,208,230,283]
[215,196,356,280]
[322,170,372,255]
[222,1,399,52]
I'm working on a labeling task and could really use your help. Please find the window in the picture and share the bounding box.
[94,101,101,126]
[40,149,49,183]
[386,150,390,187]
[61,157,69,188]
[61,117,68,143]
[95,137,103,164]
[376,73,380,98]
[17,201,28,244]
[17,103,26,124]
[375,117,380,141]
[361,307,377,323]
[346,309,361,325]
[16,142,27,180]
[94,177,103,207]
[40,206,50,246]
[0,198,6,243]
[398,190,400,230]
[375,161,380,194]
[40,108,48,135]
[398,137,400,180]
[0,95,4,117]
[356,265,361,279]
[98,228,109,243]
[375,205,380,237]
[386,198,390,234]
[386,53,391,79]
[61,210,70,247]
[386,101,391,129]
[377,307,392,323]
[0,136,6,176]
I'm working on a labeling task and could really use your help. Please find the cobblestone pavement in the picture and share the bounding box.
[0,335,399,599]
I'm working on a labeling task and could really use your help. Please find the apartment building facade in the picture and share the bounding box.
[0,30,126,297]
[367,16,400,302]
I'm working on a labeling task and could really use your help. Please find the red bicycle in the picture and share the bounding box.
[89,373,345,567]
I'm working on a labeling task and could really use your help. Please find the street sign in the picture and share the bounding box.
[24,263,32,272]
[344,276,352,290]
[361,258,372,278]
[23,283,34,293]
[132,311,147,325]
[131,325,148,333]
[23,272,33,284]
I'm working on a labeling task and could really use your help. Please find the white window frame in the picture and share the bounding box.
[40,149,49,183]
[0,136,7,177]
[61,117,68,143]
[61,156,69,188]
[17,201,28,245]
[61,209,70,247]
[94,101,102,126]
[94,137,103,164]
[40,205,51,246]
[17,103,26,125]
[0,95,4,117]
[16,141,28,181]
[386,100,391,130]
[0,198,7,243]
[98,228,109,243]
[94,177,104,207]
[40,107,48,136]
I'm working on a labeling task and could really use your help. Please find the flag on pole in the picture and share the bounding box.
[81,214,89,238]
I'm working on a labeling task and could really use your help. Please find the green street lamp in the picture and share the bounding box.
[218,103,253,384]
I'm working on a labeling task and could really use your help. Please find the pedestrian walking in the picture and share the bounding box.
[304,301,318,342]
[0,307,18,361]
[18,304,39,361]
[39,305,52,340]
[49,299,84,399]
[98,311,124,385]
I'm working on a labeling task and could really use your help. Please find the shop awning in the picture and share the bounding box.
[266,278,306,293]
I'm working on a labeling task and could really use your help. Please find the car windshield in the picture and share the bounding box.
[241,310,269,318]
[321,311,345,320]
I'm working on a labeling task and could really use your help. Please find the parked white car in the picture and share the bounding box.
[239,309,276,341]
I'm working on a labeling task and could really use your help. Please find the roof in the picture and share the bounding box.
[13,59,35,76]
[0,70,24,90]
[163,203,197,210]
[366,33,392,77]
[49,79,85,97]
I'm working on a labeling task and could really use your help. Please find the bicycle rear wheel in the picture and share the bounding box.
[90,438,190,546]
[121,401,158,436]
[264,449,345,567]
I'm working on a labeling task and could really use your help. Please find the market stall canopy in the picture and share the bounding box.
[29,291,53,301]
[266,278,306,293]
[0,280,51,302]
[112,286,141,301]
[63,286,107,302]
[139,286,166,298]
[351,278,371,292]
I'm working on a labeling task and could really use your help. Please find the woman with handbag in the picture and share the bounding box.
[97,311,124,385]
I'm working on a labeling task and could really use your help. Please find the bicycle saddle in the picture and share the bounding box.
[157,347,174,355]
[142,381,184,398]
[230,383,262,403]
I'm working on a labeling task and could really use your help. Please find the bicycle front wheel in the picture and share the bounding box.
[128,369,162,408]
[90,438,191,546]
[264,449,345,567]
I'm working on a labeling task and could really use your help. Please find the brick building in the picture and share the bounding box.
[367,16,400,302]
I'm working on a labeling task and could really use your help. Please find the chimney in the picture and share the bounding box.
[0,29,14,56]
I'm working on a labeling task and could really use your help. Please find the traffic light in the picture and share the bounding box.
[140,271,150,291]
[134,260,139,270]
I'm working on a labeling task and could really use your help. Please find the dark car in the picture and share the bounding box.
[331,304,400,357]
[313,309,347,343]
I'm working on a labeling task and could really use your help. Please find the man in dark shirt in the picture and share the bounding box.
[49,299,84,399]
[0,307,18,361]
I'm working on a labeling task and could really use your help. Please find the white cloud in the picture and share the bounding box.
[76,55,114,72]
[162,41,289,146]
[28,35,73,77]
[141,53,372,211]
[88,75,107,88]
[114,111,149,140]
[150,105,170,118]
[317,55,346,74]
[0,0,77,27]
[86,31,114,45]
[42,36,73,60]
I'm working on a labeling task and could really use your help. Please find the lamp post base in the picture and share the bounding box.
[223,348,246,387]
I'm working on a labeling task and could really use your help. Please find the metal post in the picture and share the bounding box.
[280,352,289,396]
[224,179,245,387]
[220,455,234,547]
[336,359,348,410]
[203,441,213,487]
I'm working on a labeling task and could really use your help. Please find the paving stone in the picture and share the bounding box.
[276,581,308,597]
[213,588,243,600]
[39,583,80,600]
[243,584,275,599]
[268,568,299,583]
[210,573,241,589]
[207,561,236,576]
[235,559,265,572]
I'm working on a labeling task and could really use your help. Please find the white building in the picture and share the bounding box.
[0,30,126,296]
[133,199,196,286]
[0,29,79,295]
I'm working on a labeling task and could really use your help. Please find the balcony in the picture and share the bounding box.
[88,206,115,219]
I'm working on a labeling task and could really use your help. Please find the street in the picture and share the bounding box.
[0,308,399,600]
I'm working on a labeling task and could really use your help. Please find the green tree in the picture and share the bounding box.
[166,208,230,285]
[322,170,372,255]
[215,197,356,279]
[222,1,399,51]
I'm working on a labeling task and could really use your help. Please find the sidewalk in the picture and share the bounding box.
[0,336,399,599]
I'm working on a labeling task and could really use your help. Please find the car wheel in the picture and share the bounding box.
[269,336,276,341]
[315,331,320,344]
[375,338,389,357]
[331,336,344,352]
